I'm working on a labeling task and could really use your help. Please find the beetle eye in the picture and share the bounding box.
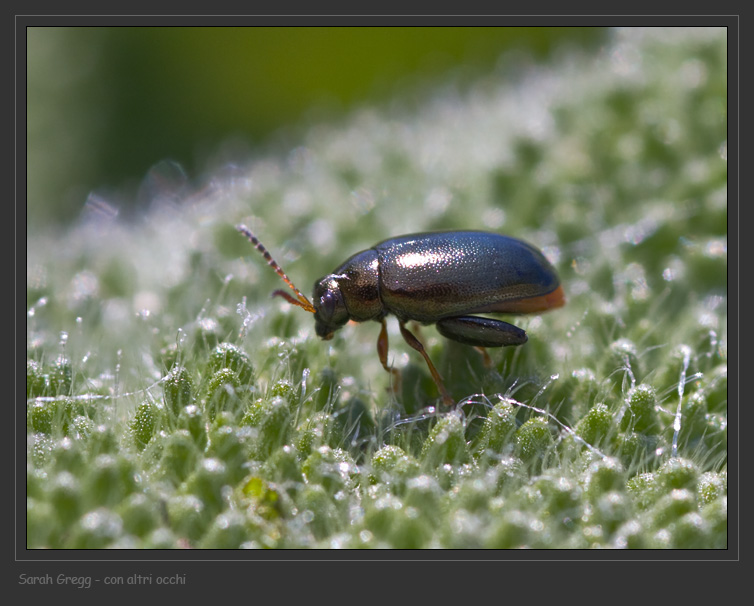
[313,276,347,337]
[320,290,337,320]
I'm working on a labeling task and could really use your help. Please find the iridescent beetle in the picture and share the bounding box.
[238,226,564,405]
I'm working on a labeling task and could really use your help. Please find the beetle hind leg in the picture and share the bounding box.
[474,347,494,368]
[398,321,454,406]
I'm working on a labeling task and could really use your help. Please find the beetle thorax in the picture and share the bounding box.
[312,249,384,339]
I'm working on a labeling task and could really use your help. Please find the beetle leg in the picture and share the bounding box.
[398,321,454,406]
[474,346,493,368]
[436,316,528,348]
[377,318,402,394]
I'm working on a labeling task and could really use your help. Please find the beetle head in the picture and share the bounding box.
[312,275,350,340]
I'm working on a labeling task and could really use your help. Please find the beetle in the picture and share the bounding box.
[237,226,565,405]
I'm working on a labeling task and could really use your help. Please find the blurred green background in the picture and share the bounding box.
[26,26,607,228]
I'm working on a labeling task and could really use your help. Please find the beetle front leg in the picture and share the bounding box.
[436,316,528,348]
[398,321,454,406]
[377,318,402,394]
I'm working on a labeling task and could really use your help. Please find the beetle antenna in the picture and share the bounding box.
[237,224,317,313]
